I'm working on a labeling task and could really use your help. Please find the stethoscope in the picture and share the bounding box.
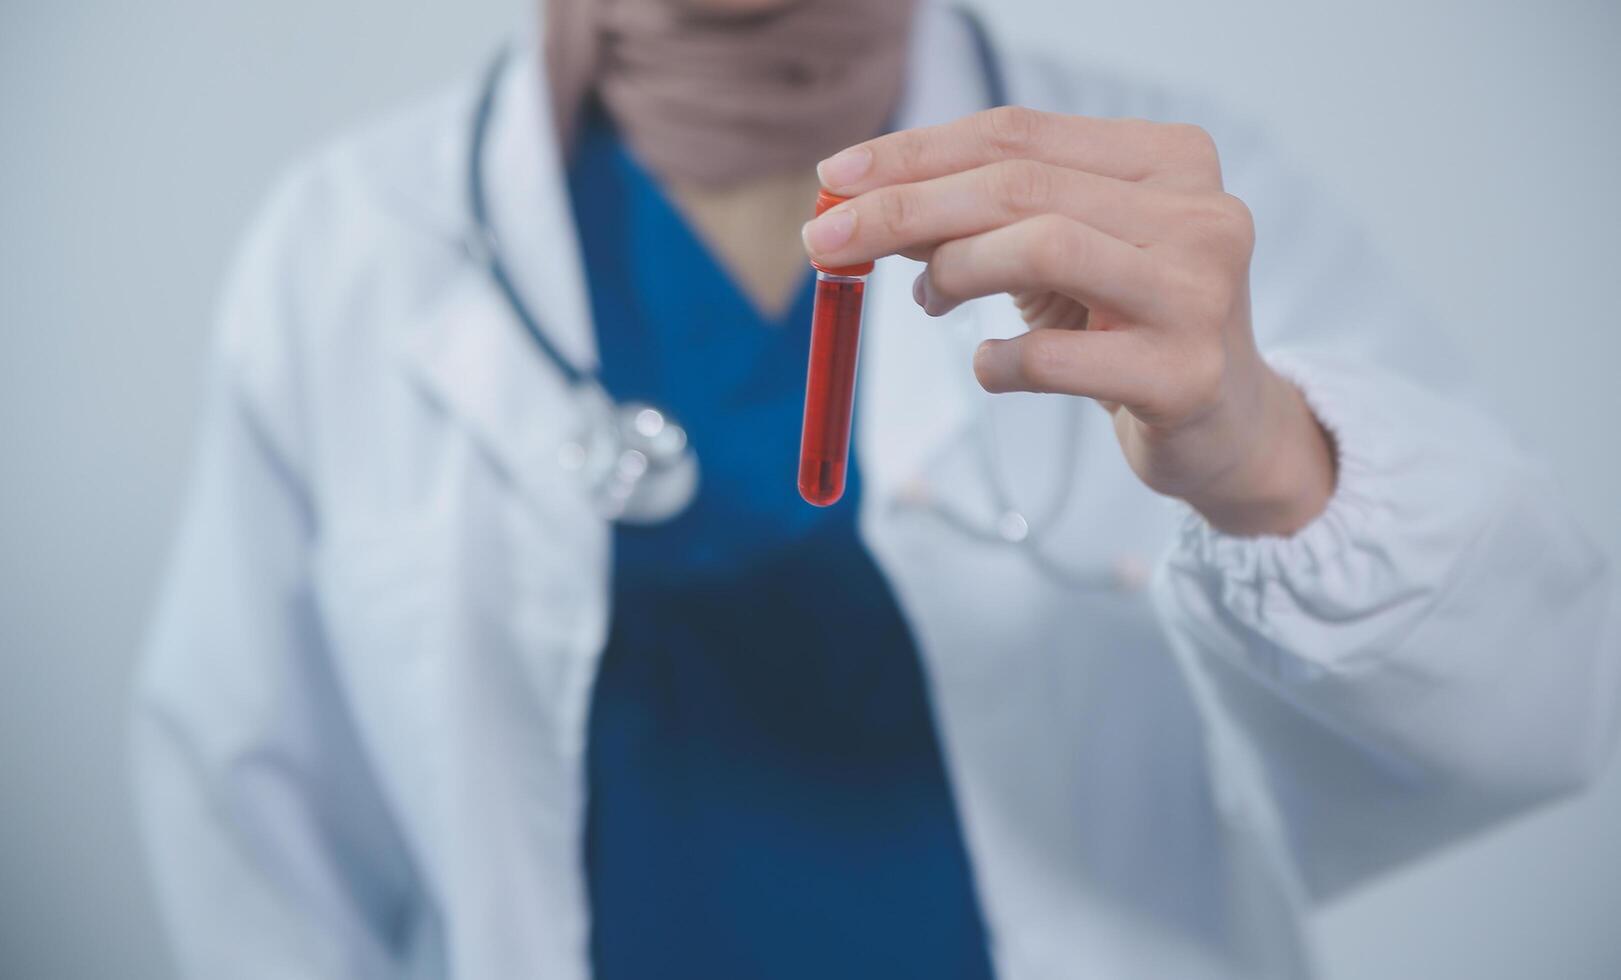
[468,10,1136,589]
[465,45,699,523]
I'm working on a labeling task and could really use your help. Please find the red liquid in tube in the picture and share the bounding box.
[799,191,874,507]
[799,275,867,505]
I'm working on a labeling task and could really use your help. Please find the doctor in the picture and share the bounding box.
[136,0,1619,977]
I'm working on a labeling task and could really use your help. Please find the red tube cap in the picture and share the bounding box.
[810,189,875,278]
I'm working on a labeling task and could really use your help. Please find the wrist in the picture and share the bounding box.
[1185,368,1337,537]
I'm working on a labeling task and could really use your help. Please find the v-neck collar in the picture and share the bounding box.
[566,108,817,408]
[573,105,815,332]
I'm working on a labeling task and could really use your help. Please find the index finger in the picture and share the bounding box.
[817,106,1222,195]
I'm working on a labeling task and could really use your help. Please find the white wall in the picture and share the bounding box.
[1,1,1617,977]
[0,3,526,976]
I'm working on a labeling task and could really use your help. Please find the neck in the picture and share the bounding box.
[666,169,824,319]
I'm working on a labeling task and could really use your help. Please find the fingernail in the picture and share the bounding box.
[919,276,944,317]
[973,340,1002,389]
[912,272,927,307]
[802,207,856,255]
[817,146,872,190]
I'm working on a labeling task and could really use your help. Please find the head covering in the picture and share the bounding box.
[545,0,918,187]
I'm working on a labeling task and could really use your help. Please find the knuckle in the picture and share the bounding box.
[926,243,968,301]
[1119,119,1163,176]
[873,186,920,238]
[1016,332,1067,392]
[1177,267,1234,325]
[1027,214,1082,283]
[1169,123,1220,167]
[1217,193,1256,250]
[1182,193,1254,252]
[990,159,1055,215]
[894,131,930,181]
[978,105,1041,156]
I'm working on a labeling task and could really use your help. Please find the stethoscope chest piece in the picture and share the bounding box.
[559,382,699,524]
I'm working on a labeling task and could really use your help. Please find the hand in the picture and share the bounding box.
[802,107,1335,536]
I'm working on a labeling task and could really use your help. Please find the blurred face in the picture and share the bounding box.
[685,0,798,12]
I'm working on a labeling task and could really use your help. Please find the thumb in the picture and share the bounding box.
[973,327,1150,404]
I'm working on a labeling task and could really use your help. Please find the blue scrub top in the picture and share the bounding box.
[571,108,994,980]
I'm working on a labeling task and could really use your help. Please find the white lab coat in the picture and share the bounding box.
[135,5,1620,978]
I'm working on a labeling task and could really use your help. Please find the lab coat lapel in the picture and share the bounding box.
[403,49,600,516]
[858,5,1002,507]
[387,48,605,979]
[398,45,610,761]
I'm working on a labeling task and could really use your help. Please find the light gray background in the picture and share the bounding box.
[2,1,1618,977]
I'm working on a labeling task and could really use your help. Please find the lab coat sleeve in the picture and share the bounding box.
[133,181,419,977]
[1148,122,1621,905]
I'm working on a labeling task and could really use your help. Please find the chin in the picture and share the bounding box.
[682,0,800,14]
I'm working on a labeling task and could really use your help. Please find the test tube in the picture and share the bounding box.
[799,189,875,507]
